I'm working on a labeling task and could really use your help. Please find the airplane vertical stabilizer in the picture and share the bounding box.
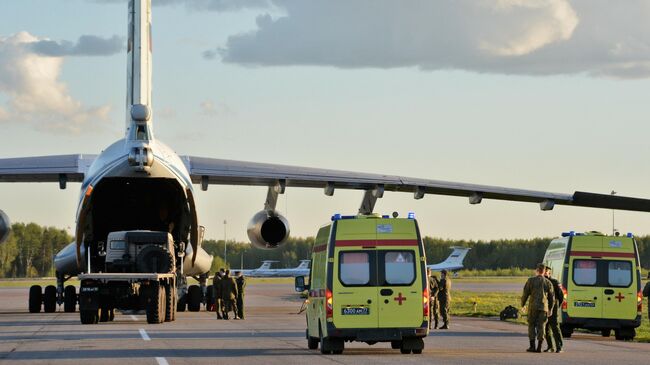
[126,0,153,138]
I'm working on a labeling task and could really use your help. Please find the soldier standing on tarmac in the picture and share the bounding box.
[235,271,246,320]
[521,263,555,353]
[427,268,440,329]
[544,266,564,353]
[220,269,239,320]
[213,268,225,319]
[438,269,451,329]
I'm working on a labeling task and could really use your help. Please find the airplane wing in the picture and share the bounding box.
[183,156,650,212]
[0,155,96,184]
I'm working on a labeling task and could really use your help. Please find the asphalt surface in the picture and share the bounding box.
[1,282,649,365]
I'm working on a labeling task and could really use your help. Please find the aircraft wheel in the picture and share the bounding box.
[43,285,57,313]
[28,285,42,313]
[177,294,186,312]
[187,285,201,312]
[64,285,77,313]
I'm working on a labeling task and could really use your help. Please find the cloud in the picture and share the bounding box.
[0,32,112,133]
[30,35,124,57]
[210,0,650,79]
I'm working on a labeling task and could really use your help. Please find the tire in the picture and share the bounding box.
[400,348,411,354]
[391,341,402,349]
[187,285,201,312]
[99,305,109,322]
[146,284,165,324]
[43,285,57,313]
[412,349,423,354]
[206,286,216,312]
[80,309,98,324]
[560,324,573,338]
[64,285,76,313]
[177,294,187,312]
[165,284,174,322]
[28,285,42,313]
[136,245,175,273]
[601,329,611,337]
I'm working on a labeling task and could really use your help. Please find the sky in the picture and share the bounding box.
[1,0,650,242]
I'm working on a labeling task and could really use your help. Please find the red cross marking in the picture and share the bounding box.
[615,293,625,302]
[394,293,406,305]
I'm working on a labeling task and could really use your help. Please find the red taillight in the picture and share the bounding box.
[561,285,568,311]
[423,288,429,317]
[637,291,643,313]
[326,288,333,319]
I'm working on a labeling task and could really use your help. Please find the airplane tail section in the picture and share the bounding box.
[126,0,153,139]
[428,246,471,271]
[296,260,310,270]
[258,260,277,271]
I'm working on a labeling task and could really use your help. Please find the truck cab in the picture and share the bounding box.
[296,213,428,354]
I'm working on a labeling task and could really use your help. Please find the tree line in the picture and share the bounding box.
[1,222,649,278]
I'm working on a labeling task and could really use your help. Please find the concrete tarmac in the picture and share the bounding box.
[1,283,648,365]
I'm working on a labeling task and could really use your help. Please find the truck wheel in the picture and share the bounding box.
[400,347,412,354]
[177,294,187,312]
[165,284,174,322]
[43,285,57,313]
[64,285,77,313]
[560,324,573,338]
[601,329,611,337]
[187,285,201,312]
[146,284,165,324]
[99,305,109,322]
[28,285,42,313]
[206,286,216,312]
[80,309,98,324]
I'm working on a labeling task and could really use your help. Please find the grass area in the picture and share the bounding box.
[451,290,650,343]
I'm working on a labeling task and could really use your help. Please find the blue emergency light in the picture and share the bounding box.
[407,212,416,219]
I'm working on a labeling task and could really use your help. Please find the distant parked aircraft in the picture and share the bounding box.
[239,260,310,277]
[427,247,471,272]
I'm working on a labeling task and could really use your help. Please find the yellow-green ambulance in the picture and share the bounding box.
[295,213,429,354]
[543,231,642,341]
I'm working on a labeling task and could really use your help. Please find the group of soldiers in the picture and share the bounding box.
[211,269,246,320]
[427,268,452,329]
[521,263,564,353]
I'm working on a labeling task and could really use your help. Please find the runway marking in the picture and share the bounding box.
[130,314,138,321]
[139,328,151,341]
[155,357,169,365]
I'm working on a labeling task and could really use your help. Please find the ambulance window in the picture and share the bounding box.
[339,252,370,286]
[573,260,597,286]
[384,251,415,285]
[607,261,632,287]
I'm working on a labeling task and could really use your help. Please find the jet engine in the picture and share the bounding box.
[0,209,10,244]
[247,210,290,249]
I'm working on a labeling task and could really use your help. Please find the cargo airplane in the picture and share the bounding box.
[1,0,650,323]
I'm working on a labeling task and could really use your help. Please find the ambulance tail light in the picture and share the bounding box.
[326,289,333,319]
[561,286,568,311]
[423,288,429,317]
[637,290,643,314]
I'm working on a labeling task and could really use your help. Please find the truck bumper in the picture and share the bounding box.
[326,323,428,342]
[562,313,642,329]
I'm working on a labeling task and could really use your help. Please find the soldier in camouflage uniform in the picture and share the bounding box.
[213,268,225,319]
[427,268,440,329]
[521,263,555,353]
[544,266,564,353]
[235,271,246,320]
[219,269,239,320]
[438,269,451,329]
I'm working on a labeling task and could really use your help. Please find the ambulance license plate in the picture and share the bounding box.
[574,301,596,308]
[342,307,369,315]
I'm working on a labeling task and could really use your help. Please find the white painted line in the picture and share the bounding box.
[139,328,151,341]
[155,357,169,365]
[130,314,138,321]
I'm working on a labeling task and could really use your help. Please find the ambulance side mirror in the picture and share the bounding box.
[295,276,309,292]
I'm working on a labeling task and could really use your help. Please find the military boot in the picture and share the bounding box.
[543,346,555,352]
[535,341,543,353]
[526,340,535,352]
